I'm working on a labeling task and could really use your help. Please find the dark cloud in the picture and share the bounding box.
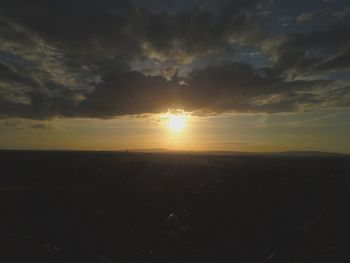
[314,47,350,72]
[174,63,342,114]
[0,19,33,47]
[77,63,345,117]
[79,71,175,118]
[29,123,51,130]
[262,25,350,77]
[0,89,83,119]
[296,7,350,24]
[0,0,349,119]
[0,62,38,88]
[0,62,348,119]
[0,0,263,64]
[0,118,54,130]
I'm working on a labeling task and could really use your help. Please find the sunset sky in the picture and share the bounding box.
[0,0,349,153]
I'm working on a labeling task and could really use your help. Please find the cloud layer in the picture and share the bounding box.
[0,0,349,119]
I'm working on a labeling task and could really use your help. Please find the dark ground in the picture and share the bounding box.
[0,150,349,262]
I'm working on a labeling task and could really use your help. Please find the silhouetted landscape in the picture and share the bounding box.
[1,150,349,262]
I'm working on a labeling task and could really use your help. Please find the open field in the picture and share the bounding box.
[0,151,349,262]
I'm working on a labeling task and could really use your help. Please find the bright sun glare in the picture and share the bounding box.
[165,113,187,132]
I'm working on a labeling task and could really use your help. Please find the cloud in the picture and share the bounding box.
[296,9,331,24]
[0,0,263,64]
[0,62,38,88]
[313,47,350,72]
[179,63,344,114]
[2,59,346,119]
[0,118,56,130]
[29,123,52,130]
[0,89,84,119]
[296,7,350,24]
[261,25,350,78]
[78,71,174,118]
[0,0,349,119]
[76,62,347,117]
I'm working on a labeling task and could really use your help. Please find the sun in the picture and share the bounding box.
[164,113,188,132]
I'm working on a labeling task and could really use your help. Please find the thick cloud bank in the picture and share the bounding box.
[0,0,349,119]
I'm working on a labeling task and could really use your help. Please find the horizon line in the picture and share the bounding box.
[0,148,349,156]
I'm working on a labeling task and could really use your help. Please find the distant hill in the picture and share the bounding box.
[128,149,348,157]
[0,149,348,157]
[267,151,348,157]
[196,150,348,157]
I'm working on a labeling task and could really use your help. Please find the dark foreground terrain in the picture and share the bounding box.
[0,151,349,262]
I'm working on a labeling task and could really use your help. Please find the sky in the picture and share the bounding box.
[0,0,349,153]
